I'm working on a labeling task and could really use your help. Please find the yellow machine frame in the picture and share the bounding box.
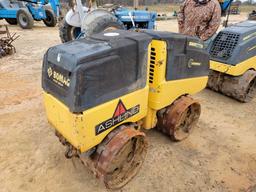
[143,40,208,129]
[210,56,256,76]
[44,39,208,153]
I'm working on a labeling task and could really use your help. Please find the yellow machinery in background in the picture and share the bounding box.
[208,21,256,102]
[42,30,209,189]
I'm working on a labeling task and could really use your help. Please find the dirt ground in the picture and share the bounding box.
[1,13,256,192]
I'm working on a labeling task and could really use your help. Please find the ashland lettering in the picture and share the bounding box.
[95,105,140,135]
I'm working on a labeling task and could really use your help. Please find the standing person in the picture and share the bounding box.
[177,0,221,41]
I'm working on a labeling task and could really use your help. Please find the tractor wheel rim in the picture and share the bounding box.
[19,13,28,26]
[71,27,81,40]
[45,16,52,23]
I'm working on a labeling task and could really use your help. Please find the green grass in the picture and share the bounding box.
[134,4,254,13]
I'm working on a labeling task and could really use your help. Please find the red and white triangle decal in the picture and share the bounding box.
[113,100,127,117]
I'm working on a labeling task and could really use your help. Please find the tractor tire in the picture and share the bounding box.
[43,9,57,27]
[59,20,81,43]
[82,9,125,37]
[249,13,256,21]
[59,10,124,43]
[17,8,34,29]
[5,18,17,25]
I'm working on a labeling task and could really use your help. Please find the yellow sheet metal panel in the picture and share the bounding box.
[210,56,256,76]
[148,39,208,110]
[142,108,157,129]
[43,93,84,148]
[149,77,208,110]
[44,87,149,153]
[148,40,167,87]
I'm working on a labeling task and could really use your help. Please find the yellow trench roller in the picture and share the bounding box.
[207,20,256,102]
[42,30,209,189]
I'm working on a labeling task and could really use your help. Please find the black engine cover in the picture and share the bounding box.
[208,20,256,65]
[42,30,151,112]
[144,30,209,81]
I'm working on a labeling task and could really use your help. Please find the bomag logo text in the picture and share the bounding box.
[48,67,70,88]
[95,100,140,135]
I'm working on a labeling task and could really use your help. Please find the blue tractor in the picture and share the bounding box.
[59,2,156,42]
[0,0,60,29]
[114,7,156,30]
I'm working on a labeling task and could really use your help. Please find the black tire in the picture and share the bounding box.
[83,11,125,37]
[5,18,17,25]
[43,9,57,27]
[249,14,256,21]
[59,20,81,43]
[59,10,125,43]
[17,8,34,29]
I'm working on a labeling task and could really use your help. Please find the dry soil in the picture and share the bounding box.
[0,13,256,192]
